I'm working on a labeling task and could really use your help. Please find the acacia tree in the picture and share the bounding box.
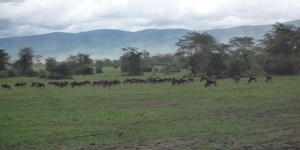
[66,53,94,75]
[45,57,57,73]
[14,47,36,76]
[229,36,257,75]
[0,49,10,71]
[259,22,300,74]
[120,47,143,75]
[175,32,217,76]
[94,59,104,73]
[206,43,230,75]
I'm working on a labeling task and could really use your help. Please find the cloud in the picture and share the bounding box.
[0,0,300,38]
[0,0,24,3]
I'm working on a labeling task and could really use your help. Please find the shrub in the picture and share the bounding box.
[48,72,63,79]
[38,69,48,78]
[96,66,103,73]
[0,70,9,78]
[80,65,94,75]
[142,66,152,72]
[24,68,38,77]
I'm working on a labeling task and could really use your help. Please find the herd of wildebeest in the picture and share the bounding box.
[1,75,273,90]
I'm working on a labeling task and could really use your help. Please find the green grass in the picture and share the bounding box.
[0,69,300,149]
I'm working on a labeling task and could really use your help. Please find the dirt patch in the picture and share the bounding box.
[134,138,194,150]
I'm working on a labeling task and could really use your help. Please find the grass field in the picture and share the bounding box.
[0,68,300,149]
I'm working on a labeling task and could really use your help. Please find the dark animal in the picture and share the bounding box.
[31,82,40,87]
[56,82,67,88]
[31,82,45,89]
[21,82,27,86]
[188,77,194,82]
[266,75,273,83]
[147,77,163,84]
[248,75,257,83]
[36,83,45,89]
[1,84,11,90]
[200,76,208,82]
[111,79,121,85]
[71,81,83,88]
[171,77,187,86]
[15,82,24,88]
[92,81,103,86]
[233,76,241,83]
[205,79,217,87]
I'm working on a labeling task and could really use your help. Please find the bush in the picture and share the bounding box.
[7,69,17,77]
[96,67,103,73]
[225,58,247,77]
[262,55,300,75]
[24,68,38,77]
[48,72,63,79]
[80,65,94,75]
[142,66,152,72]
[0,70,9,78]
[38,69,48,78]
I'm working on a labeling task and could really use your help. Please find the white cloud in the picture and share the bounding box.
[0,0,300,38]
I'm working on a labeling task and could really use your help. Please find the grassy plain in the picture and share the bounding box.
[0,68,300,149]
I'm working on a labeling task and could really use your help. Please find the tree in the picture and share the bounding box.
[102,58,112,67]
[206,43,230,75]
[120,47,143,75]
[49,62,72,79]
[112,60,120,68]
[45,57,57,72]
[15,47,35,76]
[0,49,10,71]
[65,53,94,75]
[259,22,300,75]
[175,32,217,76]
[77,53,93,66]
[229,36,257,75]
[95,59,104,73]
[260,22,300,56]
[80,65,94,75]
[34,55,43,66]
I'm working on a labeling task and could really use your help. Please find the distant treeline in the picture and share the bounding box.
[0,22,299,79]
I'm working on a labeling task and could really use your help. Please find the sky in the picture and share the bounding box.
[0,0,300,38]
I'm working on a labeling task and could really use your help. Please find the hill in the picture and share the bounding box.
[1,19,300,61]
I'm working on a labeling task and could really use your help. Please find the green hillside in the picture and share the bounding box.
[1,19,299,61]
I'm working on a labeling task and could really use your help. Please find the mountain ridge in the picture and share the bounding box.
[1,19,300,61]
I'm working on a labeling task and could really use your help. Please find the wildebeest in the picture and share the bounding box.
[233,76,241,83]
[36,83,45,89]
[266,75,273,83]
[204,78,217,87]
[200,76,208,82]
[147,77,163,84]
[31,82,38,87]
[248,75,257,83]
[171,77,187,86]
[55,82,67,88]
[188,77,194,82]
[71,81,82,88]
[31,82,45,89]
[92,81,103,86]
[83,80,91,86]
[1,84,11,90]
[15,82,25,88]
[20,82,27,86]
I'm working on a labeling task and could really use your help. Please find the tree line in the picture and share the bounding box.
[0,22,299,79]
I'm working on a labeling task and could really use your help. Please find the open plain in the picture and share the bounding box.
[0,68,300,149]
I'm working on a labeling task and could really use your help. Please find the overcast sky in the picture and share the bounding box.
[0,0,299,38]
